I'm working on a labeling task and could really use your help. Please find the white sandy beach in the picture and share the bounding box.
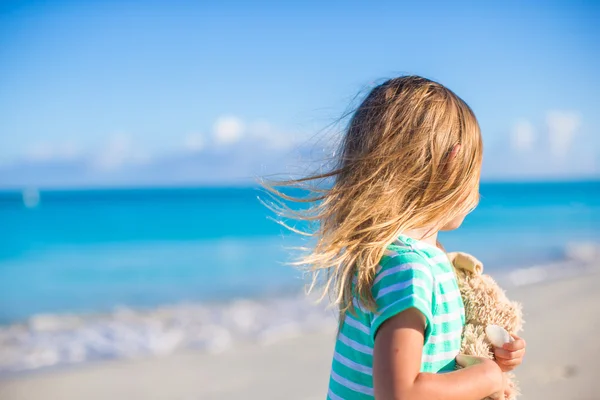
[1,269,599,400]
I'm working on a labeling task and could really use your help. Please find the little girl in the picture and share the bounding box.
[266,76,525,399]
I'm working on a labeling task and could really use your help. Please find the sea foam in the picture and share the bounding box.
[0,294,335,374]
[1,242,598,375]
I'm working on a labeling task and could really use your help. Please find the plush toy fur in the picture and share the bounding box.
[447,252,524,400]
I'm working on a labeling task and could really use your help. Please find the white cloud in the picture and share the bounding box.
[192,117,302,151]
[24,140,82,162]
[184,133,206,152]
[546,111,581,158]
[247,119,305,149]
[92,134,150,171]
[213,116,244,145]
[510,119,535,152]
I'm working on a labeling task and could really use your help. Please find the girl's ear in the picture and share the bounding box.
[444,144,461,173]
[448,144,461,162]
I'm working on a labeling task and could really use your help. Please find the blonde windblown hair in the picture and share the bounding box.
[262,75,482,317]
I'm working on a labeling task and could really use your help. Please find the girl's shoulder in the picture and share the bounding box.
[377,245,433,284]
[378,236,450,278]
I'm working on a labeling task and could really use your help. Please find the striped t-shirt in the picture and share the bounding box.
[327,234,465,399]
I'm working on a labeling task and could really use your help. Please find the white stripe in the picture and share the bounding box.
[422,348,461,364]
[437,289,461,303]
[338,333,373,355]
[330,370,374,396]
[428,330,462,344]
[433,311,463,324]
[429,254,450,265]
[373,262,433,285]
[436,271,456,283]
[376,278,431,300]
[333,351,373,375]
[345,315,370,335]
[327,388,345,400]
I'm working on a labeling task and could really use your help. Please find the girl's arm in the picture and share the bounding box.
[373,308,504,400]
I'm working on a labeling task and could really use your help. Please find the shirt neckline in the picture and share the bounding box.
[396,233,445,254]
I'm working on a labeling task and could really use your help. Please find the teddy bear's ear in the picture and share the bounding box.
[447,252,484,275]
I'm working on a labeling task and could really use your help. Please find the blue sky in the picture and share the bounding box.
[0,1,598,187]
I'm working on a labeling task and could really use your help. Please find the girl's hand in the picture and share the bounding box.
[456,355,505,399]
[493,334,526,372]
[456,354,490,368]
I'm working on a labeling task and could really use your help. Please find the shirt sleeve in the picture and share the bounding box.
[370,251,435,342]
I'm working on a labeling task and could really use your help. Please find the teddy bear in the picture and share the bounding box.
[447,251,524,400]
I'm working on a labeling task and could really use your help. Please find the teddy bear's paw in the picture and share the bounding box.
[505,373,520,400]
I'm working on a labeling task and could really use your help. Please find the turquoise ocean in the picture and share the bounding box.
[0,181,599,373]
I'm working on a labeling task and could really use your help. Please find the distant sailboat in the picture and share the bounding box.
[22,188,40,208]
